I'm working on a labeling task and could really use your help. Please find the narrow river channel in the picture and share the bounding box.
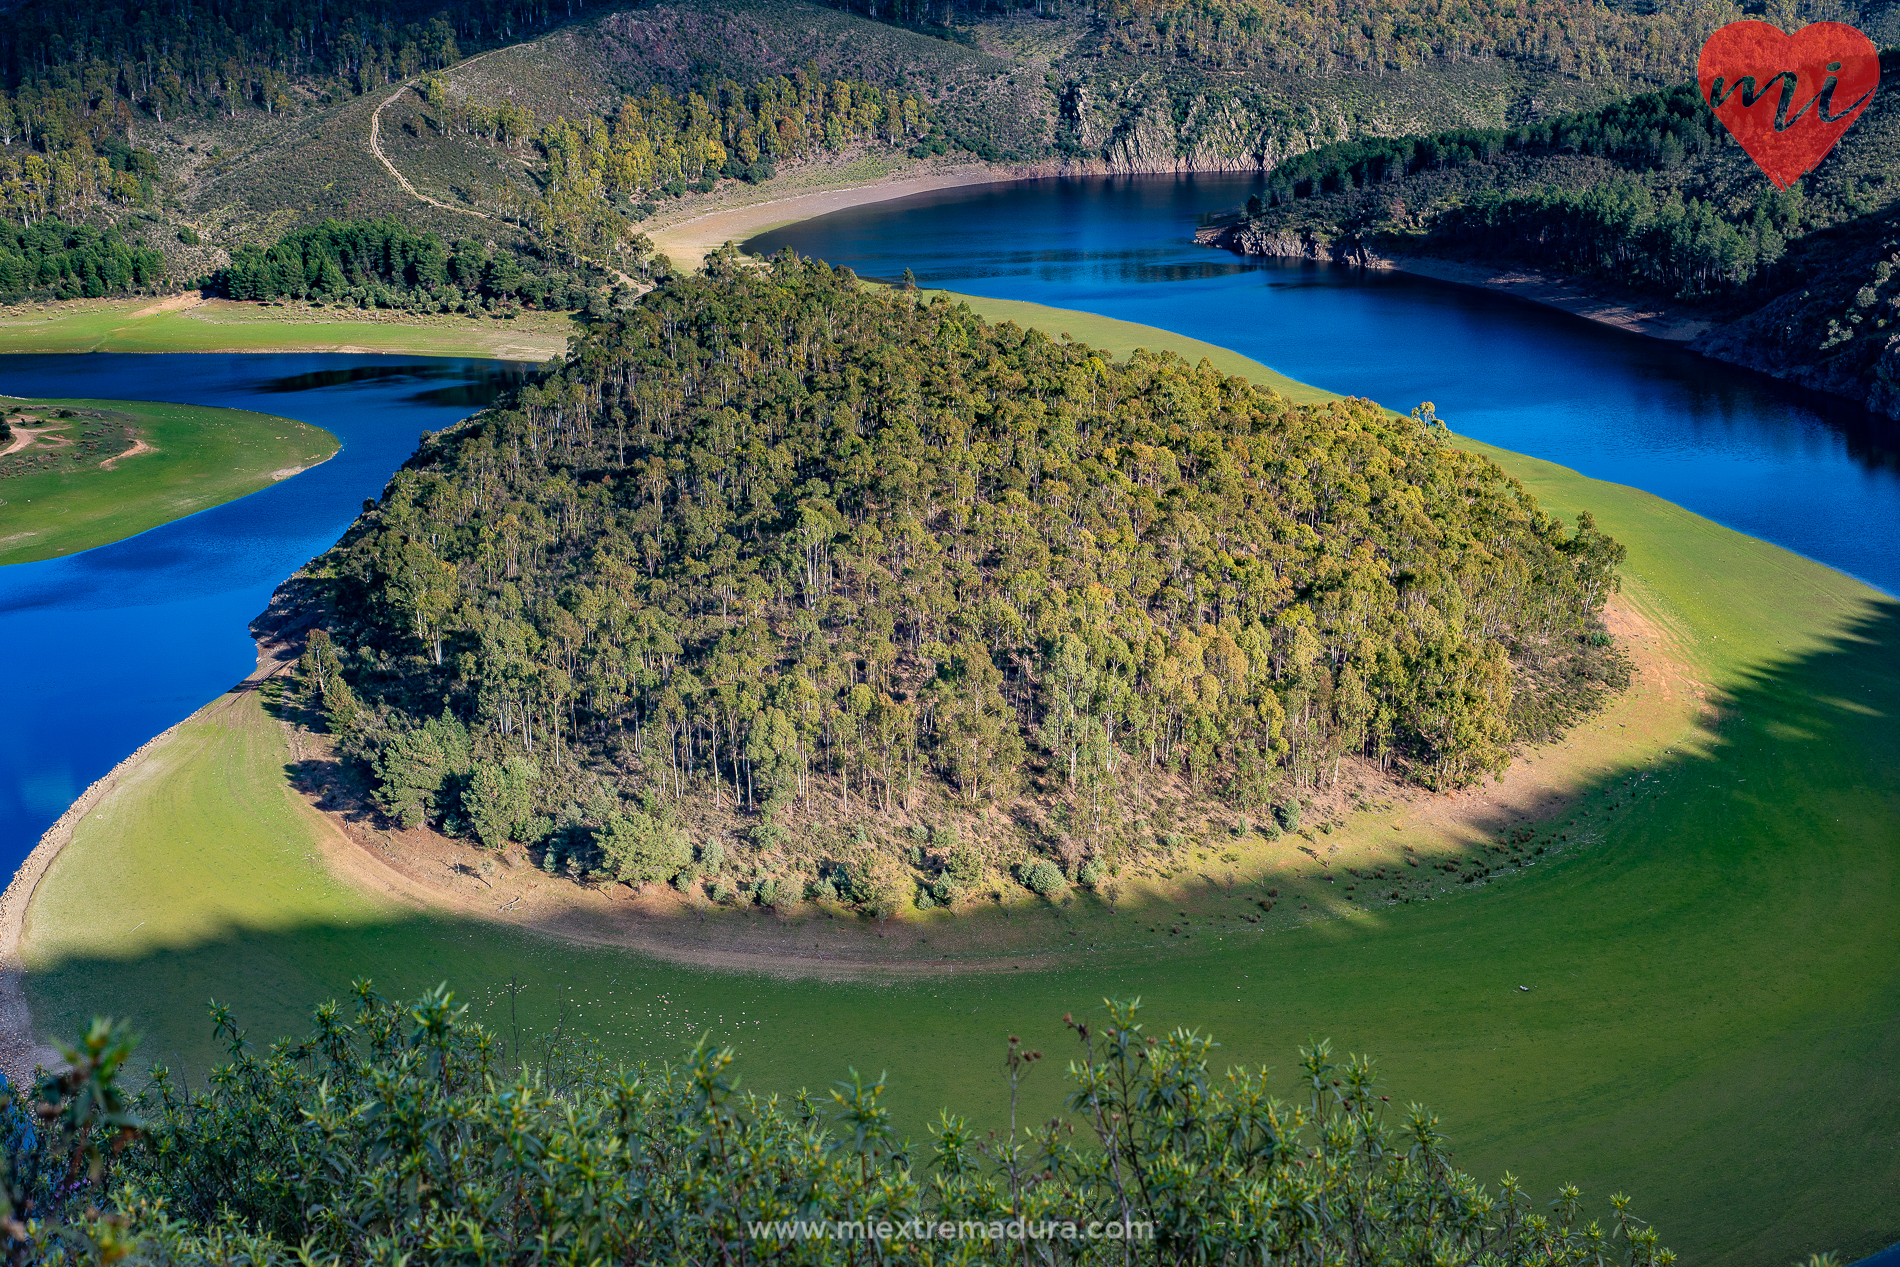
[0,355,529,870]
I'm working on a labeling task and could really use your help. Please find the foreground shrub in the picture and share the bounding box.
[0,986,1673,1265]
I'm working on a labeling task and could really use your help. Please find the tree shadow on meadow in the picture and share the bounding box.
[22,596,1900,1264]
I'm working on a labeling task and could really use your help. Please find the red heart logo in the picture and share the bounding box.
[1697,20,1879,190]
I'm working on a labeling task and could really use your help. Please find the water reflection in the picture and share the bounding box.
[255,361,534,408]
[753,173,1900,595]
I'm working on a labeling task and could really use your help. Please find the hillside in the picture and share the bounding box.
[283,254,1627,916]
[1198,49,1900,418]
[0,0,1803,303]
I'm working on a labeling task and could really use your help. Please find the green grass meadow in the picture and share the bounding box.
[0,298,571,359]
[18,303,1900,1264]
[0,398,337,564]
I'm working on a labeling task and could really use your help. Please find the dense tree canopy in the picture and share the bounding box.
[1245,83,1804,296]
[1262,85,1724,206]
[1,989,1674,1265]
[831,0,1743,83]
[0,219,166,301]
[0,0,550,112]
[212,217,606,313]
[1231,53,1900,300]
[298,251,1622,907]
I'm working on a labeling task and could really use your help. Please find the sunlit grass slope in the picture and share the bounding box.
[940,291,1344,407]
[21,302,1899,1265]
[0,398,336,564]
[0,297,570,360]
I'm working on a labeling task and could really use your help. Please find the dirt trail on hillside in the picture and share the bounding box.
[0,423,62,458]
[99,437,153,469]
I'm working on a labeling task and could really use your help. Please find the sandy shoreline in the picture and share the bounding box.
[1378,256,1715,343]
[645,161,1032,270]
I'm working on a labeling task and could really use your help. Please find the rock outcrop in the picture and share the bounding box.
[1194,221,1388,267]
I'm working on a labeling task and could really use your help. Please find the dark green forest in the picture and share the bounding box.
[0,220,167,301]
[212,218,612,314]
[0,991,1673,1264]
[295,252,1624,910]
[1227,53,1900,300]
[1262,85,1723,203]
[1247,81,1804,296]
[0,0,558,111]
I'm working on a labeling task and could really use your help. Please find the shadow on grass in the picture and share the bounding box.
[23,597,1900,1265]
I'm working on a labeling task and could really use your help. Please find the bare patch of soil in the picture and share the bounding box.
[99,437,153,469]
[128,291,208,319]
[0,421,67,458]
[287,746,1055,980]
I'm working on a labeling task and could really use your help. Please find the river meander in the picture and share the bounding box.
[5,174,1899,873]
[3,179,1897,1264]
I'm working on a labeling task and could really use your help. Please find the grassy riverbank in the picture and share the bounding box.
[17,300,1899,1265]
[0,398,337,565]
[0,296,572,361]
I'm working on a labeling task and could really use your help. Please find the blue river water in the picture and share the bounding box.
[751,172,1900,598]
[0,356,529,872]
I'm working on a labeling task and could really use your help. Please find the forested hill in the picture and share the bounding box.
[299,252,1623,910]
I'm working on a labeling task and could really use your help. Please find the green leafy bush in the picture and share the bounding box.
[945,846,982,887]
[464,755,537,848]
[0,989,1674,1266]
[597,808,691,886]
[370,712,472,830]
[1019,858,1066,897]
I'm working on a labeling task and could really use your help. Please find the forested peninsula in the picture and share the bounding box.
[291,251,1625,915]
[1199,52,1900,417]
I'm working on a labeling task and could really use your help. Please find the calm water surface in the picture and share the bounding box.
[752,173,1900,597]
[0,356,529,872]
